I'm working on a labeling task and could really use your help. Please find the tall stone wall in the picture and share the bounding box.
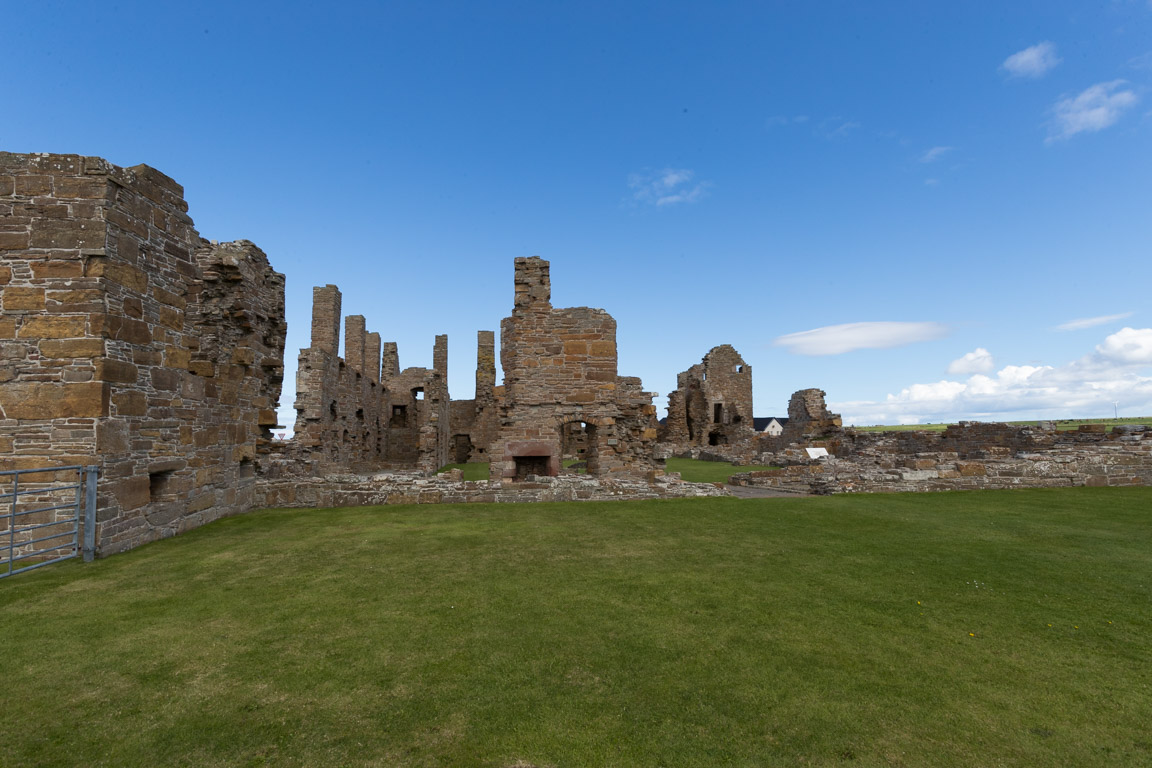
[0,152,286,555]
[661,344,754,447]
[490,257,659,481]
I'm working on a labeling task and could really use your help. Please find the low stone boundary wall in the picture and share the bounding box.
[254,471,729,509]
[732,426,1151,495]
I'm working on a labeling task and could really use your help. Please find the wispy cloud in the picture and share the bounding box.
[766,115,809,128]
[948,348,995,375]
[1002,41,1061,78]
[834,327,1152,425]
[1056,311,1135,331]
[1047,80,1139,142]
[1128,51,1152,70]
[773,321,948,356]
[817,117,861,140]
[627,168,712,207]
[919,146,954,163]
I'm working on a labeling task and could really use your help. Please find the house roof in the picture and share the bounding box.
[753,417,789,431]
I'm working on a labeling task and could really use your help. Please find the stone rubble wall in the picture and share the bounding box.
[733,424,1152,494]
[255,470,729,509]
[0,152,286,555]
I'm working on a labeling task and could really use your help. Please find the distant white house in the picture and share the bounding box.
[753,417,789,436]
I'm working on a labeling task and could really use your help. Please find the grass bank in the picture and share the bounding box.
[3,488,1150,766]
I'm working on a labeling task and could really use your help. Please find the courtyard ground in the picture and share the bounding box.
[2,488,1149,767]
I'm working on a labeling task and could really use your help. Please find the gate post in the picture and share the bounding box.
[82,466,98,562]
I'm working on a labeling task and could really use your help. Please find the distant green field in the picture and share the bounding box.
[852,416,1151,433]
[3,489,1150,766]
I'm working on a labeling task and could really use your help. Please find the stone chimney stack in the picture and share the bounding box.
[364,332,382,383]
[310,285,341,355]
[344,314,366,371]
[513,256,551,310]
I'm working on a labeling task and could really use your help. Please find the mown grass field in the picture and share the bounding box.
[2,488,1150,767]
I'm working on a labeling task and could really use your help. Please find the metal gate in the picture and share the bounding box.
[1,465,97,579]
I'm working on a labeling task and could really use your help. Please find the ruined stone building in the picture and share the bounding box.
[0,152,286,555]
[288,285,451,474]
[489,257,660,480]
[7,151,1144,564]
[661,345,755,447]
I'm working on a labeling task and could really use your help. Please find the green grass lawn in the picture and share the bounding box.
[665,456,777,483]
[3,488,1151,766]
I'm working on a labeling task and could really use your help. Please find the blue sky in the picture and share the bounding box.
[6,1,1151,428]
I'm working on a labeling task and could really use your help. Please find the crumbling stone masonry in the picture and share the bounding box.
[490,257,660,481]
[291,287,387,472]
[289,287,450,474]
[0,152,286,555]
[661,345,755,447]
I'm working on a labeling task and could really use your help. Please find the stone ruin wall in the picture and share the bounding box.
[0,152,286,555]
[490,257,659,481]
[661,344,755,448]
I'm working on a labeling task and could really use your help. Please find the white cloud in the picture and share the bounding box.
[627,168,712,207]
[948,348,995,375]
[919,146,954,163]
[1048,80,1139,142]
[1002,41,1061,78]
[1056,311,1135,331]
[834,327,1152,425]
[773,321,949,356]
[1096,327,1152,365]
